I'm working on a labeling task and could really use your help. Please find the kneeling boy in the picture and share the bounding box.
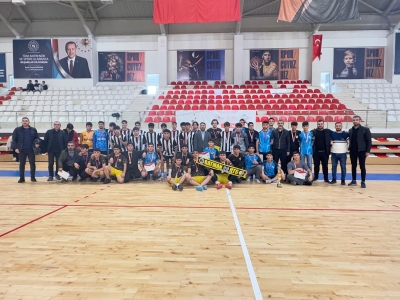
[166,155,187,191]
[187,150,214,191]
[261,152,285,183]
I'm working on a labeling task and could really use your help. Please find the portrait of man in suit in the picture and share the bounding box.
[59,41,91,79]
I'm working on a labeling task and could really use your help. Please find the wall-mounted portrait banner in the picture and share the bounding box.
[13,38,93,79]
[333,48,384,79]
[250,49,299,80]
[394,33,400,75]
[0,53,6,83]
[98,52,145,82]
[177,50,225,81]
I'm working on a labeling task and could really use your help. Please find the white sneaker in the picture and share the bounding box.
[246,178,250,182]
[255,179,261,183]
[12,157,16,161]
[265,180,271,184]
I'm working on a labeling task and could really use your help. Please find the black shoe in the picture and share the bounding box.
[55,174,61,180]
[72,176,77,182]
[172,185,177,191]
[18,179,25,183]
[91,177,99,182]
[100,177,105,182]
[78,178,85,182]
[341,180,346,185]
[178,185,184,191]
[312,177,318,182]
[103,178,111,184]
[61,178,67,183]
[31,178,37,182]
[329,180,337,184]
[303,181,312,186]
[361,181,366,188]
[237,177,242,184]
[47,176,53,182]
[348,180,357,186]
[324,179,330,183]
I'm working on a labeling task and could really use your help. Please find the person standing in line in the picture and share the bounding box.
[271,120,290,175]
[80,122,94,152]
[288,121,301,162]
[193,122,212,153]
[44,121,68,181]
[93,121,109,155]
[256,120,273,161]
[230,123,249,153]
[246,122,259,147]
[64,123,79,148]
[330,122,349,185]
[311,119,332,183]
[12,117,39,183]
[299,121,313,170]
[348,116,371,188]
[207,119,222,148]
[220,121,233,157]
[268,117,275,132]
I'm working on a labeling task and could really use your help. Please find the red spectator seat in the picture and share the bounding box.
[207,105,214,110]
[166,111,173,116]
[303,80,310,83]
[224,105,231,110]
[152,105,160,110]
[248,104,256,110]
[216,99,222,104]
[240,104,247,110]
[193,99,200,104]
[177,100,184,105]
[199,104,206,110]
[216,104,223,110]
[288,116,296,122]
[338,104,346,109]
[292,99,300,104]
[280,85,287,88]
[160,105,167,110]
[157,111,165,116]
[185,100,193,105]
[325,116,334,122]
[307,116,315,122]
[256,104,263,110]
[184,105,191,110]
[154,116,162,123]
[327,94,334,98]
[145,117,153,122]
[264,104,271,110]
[334,116,343,122]
[171,81,176,85]
[201,81,207,85]
[149,111,156,116]
[297,116,306,122]
[232,105,239,110]
[231,99,238,104]
[167,105,175,110]
[344,116,353,122]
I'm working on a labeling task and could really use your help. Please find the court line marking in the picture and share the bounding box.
[1,203,400,213]
[0,205,67,238]
[226,188,263,300]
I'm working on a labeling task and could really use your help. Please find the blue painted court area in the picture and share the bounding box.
[0,170,399,180]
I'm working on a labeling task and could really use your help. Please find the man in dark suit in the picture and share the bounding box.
[193,122,212,153]
[12,117,39,183]
[44,121,69,181]
[59,41,91,78]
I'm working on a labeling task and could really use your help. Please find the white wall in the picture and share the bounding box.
[0,30,395,90]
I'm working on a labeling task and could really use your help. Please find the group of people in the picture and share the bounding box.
[11,115,371,190]
[22,80,48,92]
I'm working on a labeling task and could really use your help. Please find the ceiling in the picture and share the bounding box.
[0,0,400,37]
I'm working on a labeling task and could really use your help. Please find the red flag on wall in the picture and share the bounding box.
[153,0,241,24]
[312,34,322,61]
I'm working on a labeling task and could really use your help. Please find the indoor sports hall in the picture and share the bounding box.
[1,0,400,299]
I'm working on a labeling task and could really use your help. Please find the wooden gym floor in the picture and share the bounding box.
[0,162,400,299]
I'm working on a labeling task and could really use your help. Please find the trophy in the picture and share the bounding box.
[277,173,282,188]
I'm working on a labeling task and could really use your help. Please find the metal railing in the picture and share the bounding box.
[0,109,399,129]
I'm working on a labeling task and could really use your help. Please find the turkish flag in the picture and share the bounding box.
[312,34,322,61]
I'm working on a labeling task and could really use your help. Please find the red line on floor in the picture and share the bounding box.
[0,203,399,213]
[0,205,67,238]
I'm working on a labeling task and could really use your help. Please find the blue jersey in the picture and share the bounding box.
[140,152,159,165]
[93,130,108,152]
[263,160,278,177]
[257,130,272,153]
[299,131,313,155]
[244,154,262,170]
[203,147,218,160]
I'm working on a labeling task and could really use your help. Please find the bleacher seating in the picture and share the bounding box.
[0,84,139,126]
[145,81,352,124]
[336,79,400,122]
